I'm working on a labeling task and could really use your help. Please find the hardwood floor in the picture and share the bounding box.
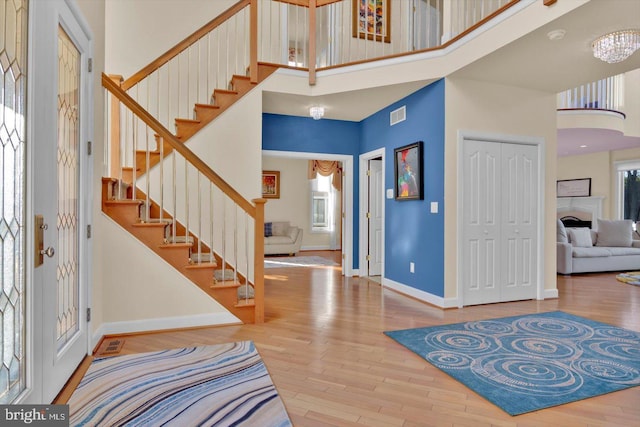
[61,251,640,426]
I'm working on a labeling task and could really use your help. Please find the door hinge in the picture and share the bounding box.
[87,141,92,155]
[87,224,92,238]
[86,308,91,322]
[366,212,371,219]
[366,255,371,261]
[88,58,93,72]
[366,169,371,176]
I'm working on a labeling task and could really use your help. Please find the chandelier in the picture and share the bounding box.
[309,106,325,120]
[592,29,640,64]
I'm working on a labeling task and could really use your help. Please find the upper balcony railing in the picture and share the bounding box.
[557,73,625,114]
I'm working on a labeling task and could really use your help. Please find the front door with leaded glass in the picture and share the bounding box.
[30,0,91,403]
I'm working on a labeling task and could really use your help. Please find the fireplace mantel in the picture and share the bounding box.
[557,196,605,230]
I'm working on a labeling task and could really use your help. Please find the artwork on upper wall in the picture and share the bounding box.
[557,178,591,197]
[352,0,391,43]
[394,141,423,201]
[262,170,280,199]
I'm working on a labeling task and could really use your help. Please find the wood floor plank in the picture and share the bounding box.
[58,250,640,426]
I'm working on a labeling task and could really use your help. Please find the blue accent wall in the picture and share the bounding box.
[361,80,445,296]
[262,114,361,266]
[262,79,445,296]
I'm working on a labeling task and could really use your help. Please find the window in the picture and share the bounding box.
[615,161,640,223]
[310,174,334,232]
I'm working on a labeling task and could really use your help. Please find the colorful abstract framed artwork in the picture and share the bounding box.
[352,0,391,43]
[394,141,423,201]
[262,170,280,199]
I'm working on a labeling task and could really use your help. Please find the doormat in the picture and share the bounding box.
[68,341,292,426]
[385,311,640,416]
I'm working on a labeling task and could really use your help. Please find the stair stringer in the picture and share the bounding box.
[97,212,241,331]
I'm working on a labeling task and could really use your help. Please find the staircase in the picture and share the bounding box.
[101,0,273,324]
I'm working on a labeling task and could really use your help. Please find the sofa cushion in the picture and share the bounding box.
[572,247,612,258]
[272,221,290,236]
[265,236,294,245]
[568,228,593,247]
[264,222,273,237]
[557,219,568,243]
[605,247,640,256]
[596,219,632,247]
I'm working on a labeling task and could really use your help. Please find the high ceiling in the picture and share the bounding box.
[262,0,640,156]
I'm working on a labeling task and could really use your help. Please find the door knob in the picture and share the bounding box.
[40,247,55,258]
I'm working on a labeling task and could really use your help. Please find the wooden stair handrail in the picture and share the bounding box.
[103,73,257,217]
[122,0,251,91]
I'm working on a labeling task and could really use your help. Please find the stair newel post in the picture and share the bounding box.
[210,182,215,264]
[245,212,249,303]
[249,0,258,83]
[108,75,124,179]
[159,136,164,223]
[309,0,317,86]
[252,198,266,323]
[185,157,190,243]
[234,205,238,283]
[197,172,202,262]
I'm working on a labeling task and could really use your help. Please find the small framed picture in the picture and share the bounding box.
[262,170,280,199]
[352,0,391,43]
[557,178,591,197]
[394,141,423,201]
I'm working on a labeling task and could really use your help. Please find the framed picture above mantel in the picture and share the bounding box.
[557,178,591,198]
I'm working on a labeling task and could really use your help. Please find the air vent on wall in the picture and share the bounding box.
[390,106,406,126]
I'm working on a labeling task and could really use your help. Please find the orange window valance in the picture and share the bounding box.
[308,160,342,191]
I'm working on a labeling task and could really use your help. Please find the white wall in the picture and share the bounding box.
[104,0,236,77]
[444,77,558,299]
[261,156,333,250]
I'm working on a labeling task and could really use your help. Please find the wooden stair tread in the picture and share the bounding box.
[104,199,143,206]
[175,118,200,124]
[235,299,255,308]
[194,103,220,110]
[210,281,241,289]
[214,89,239,95]
[186,262,218,270]
[132,222,169,228]
[158,242,193,249]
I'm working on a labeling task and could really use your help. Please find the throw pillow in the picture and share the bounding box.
[567,228,593,248]
[557,219,568,243]
[264,222,273,237]
[272,221,289,236]
[596,219,632,247]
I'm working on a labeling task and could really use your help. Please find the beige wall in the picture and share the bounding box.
[558,147,640,220]
[104,0,236,76]
[261,156,333,250]
[444,77,558,299]
[623,69,640,137]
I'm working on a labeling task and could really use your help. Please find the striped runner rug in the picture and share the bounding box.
[68,341,292,427]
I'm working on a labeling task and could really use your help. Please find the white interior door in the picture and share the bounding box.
[368,159,383,276]
[461,139,538,306]
[31,0,91,403]
[501,143,538,302]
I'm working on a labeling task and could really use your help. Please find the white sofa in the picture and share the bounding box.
[264,221,303,256]
[557,219,640,274]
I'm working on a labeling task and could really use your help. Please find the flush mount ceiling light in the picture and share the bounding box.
[547,29,566,41]
[309,106,324,120]
[592,29,640,64]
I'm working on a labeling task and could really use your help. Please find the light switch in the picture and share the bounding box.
[430,202,438,213]
[386,189,394,199]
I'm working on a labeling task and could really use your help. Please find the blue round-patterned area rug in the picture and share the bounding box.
[616,272,640,286]
[385,311,640,416]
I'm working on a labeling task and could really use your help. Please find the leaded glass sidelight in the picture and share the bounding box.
[56,26,80,350]
[0,0,28,404]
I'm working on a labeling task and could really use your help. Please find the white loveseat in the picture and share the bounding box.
[557,219,640,274]
[264,221,303,256]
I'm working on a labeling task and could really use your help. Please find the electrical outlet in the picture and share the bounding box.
[410,262,415,273]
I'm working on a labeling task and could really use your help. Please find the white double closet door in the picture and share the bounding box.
[461,139,539,306]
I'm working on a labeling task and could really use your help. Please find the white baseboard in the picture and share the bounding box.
[543,288,559,299]
[382,278,458,308]
[300,245,332,251]
[91,312,240,347]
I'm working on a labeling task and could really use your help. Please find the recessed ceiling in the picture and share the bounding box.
[558,128,640,157]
